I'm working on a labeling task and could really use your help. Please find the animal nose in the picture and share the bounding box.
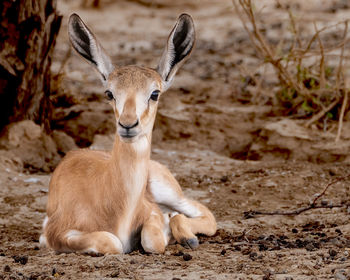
[118,120,139,129]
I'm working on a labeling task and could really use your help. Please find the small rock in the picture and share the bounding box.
[305,244,315,251]
[335,229,342,235]
[220,175,229,183]
[329,249,337,257]
[4,265,11,272]
[52,268,57,276]
[220,249,226,256]
[334,271,347,280]
[241,247,251,255]
[23,178,40,183]
[110,271,120,278]
[328,168,338,176]
[259,243,268,251]
[249,252,258,260]
[12,255,28,265]
[321,200,328,206]
[182,253,192,261]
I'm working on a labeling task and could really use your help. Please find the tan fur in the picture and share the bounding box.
[42,65,168,254]
[148,161,217,248]
[41,13,216,255]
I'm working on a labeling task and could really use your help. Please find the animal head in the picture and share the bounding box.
[68,13,195,143]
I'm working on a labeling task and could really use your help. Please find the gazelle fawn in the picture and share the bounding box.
[40,13,216,254]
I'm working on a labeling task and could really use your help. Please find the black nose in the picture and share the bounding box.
[118,120,139,129]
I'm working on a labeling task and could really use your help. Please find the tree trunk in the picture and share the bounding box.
[0,0,62,133]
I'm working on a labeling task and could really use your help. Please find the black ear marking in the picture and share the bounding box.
[156,14,195,85]
[69,14,97,66]
[170,18,194,69]
[68,13,113,83]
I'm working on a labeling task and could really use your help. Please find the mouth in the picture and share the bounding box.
[120,133,136,138]
[118,130,139,142]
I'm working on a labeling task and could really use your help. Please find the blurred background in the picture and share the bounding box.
[1,0,350,279]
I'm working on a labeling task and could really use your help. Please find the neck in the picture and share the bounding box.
[110,133,151,192]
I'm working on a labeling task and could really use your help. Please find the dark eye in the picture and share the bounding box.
[150,90,160,101]
[105,90,114,101]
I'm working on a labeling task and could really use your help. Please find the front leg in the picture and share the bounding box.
[148,161,217,247]
[141,205,170,254]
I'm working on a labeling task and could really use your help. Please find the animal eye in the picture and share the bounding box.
[150,90,160,101]
[105,90,114,101]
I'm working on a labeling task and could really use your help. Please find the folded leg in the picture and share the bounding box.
[148,161,217,247]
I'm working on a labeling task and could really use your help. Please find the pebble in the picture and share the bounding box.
[110,271,120,278]
[249,252,258,260]
[329,249,337,257]
[182,253,192,261]
[334,271,347,280]
[220,175,229,183]
[305,243,315,251]
[4,265,11,272]
[12,255,28,265]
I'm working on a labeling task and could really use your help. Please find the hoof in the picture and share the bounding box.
[181,237,199,249]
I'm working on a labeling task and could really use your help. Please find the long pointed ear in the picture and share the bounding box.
[68,13,114,83]
[157,14,195,90]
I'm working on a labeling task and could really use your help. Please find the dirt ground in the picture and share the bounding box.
[1,0,350,279]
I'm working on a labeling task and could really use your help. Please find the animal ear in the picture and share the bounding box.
[157,14,195,90]
[68,13,114,83]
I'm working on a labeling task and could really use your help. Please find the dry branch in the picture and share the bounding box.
[244,174,350,219]
[233,0,306,96]
[232,0,350,127]
[336,90,349,142]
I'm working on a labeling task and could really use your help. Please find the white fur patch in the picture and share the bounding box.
[85,247,98,254]
[42,216,48,230]
[39,234,47,247]
[65,230,82,240]
[141,231,154,253]
[131,135,149,153]
[176,198,202,218]
[149,180,202,218]
[162,213,171,245]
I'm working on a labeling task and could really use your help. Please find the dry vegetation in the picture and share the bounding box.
[234,0,350,140]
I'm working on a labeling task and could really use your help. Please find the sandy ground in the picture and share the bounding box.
[1,0,350,279]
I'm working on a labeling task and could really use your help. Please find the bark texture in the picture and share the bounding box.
[0,0,62,132]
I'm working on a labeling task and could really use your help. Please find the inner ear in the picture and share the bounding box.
[168,19,194,77]
[70,17,98,66]
[68,13,114,83]
[157,14,195,87]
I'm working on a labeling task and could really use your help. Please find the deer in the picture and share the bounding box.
[39,13,216,255]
